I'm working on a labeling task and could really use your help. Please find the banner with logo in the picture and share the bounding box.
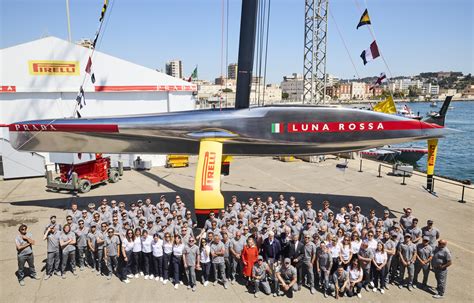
[194,140,224,213]
[426,138,438,191]
[28,60,79,76]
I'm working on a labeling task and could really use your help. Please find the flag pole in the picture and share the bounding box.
[65,0,72,42]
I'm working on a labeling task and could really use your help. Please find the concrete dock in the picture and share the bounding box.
[0,156,472,302]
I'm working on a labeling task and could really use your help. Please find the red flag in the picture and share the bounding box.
[85,57,92,74]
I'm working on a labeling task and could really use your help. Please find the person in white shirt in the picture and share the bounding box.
[199,238,212,286]
[346,258,363,298]
[351,233,362,254]
[372,242,388,293]
[327,237,341,274]
[151,233,164,281]
[339,236,353,269]
[141,230,153,279]
[121,229,134,283]
[367,231,378,252]
[132,228,142,278]
[171,235,185,289]
[162,232,174,284]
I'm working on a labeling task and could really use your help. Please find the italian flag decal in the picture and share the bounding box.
[272,123,283,133]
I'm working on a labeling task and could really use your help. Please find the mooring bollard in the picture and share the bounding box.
[459,185,466,203]
[377,164,382,178]
[359,159,363,172]
[401,171,407,185]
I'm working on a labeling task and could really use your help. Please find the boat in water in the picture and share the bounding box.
[430,101,438,107]
[397,104,422,120]
[360,146,428,164]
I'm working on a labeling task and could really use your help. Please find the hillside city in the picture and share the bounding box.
[164,60,473,106]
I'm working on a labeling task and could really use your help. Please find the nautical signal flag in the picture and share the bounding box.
[99,0,109,22]
[370,73,387,90]
[360,41,380,65]
[357,9,371,29]
[85,56,92,74]
[373,95,396,114]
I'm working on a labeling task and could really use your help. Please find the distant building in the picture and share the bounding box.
[422,83,439,96]
[165,60,183,79]
[281,73,304,101]
[228,63,238,80]
[326,83,351,100]
[351,82,366,99]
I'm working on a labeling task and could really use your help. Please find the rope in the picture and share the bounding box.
[329,10,361,79]
[262,0,271,106]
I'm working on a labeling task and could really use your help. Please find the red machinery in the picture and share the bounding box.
[46,154,123,193]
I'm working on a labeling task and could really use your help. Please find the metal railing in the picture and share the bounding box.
[358,159,472,203]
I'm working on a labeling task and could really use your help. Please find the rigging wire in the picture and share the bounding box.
[224,0,229,108]
[262,0,271,106]
[329,10,361,79]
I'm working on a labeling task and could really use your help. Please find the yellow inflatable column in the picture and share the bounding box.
[426,139,438,192]
[194,140,225,226]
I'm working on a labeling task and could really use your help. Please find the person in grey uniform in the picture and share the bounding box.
[104,227,120,280]
[43,224,61,279]
[230,231,246,283]
[414,236,433,289]
[302,233,317,294]
[328,266,349,299]
[398,233,417,290]
[422,220,440,249]
[75,219,89,271]
[87,225,98,273]
[252,255,272,297]
[183,237,200,292]
[431,239,452,299]
[275,258,298,298]
[15,224,39,286]
[60,224,77,278]
[210,234,228,289]
[96,223,107,275]
[316,241,332,297]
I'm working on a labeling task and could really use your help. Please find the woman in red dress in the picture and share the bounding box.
[241,237,259,283]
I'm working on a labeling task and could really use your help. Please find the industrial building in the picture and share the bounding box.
[0,36,196,179]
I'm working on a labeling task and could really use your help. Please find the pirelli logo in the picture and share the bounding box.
[29,60,80,76]
[201,151,216,191]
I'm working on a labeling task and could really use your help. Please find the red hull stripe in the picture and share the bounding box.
[286,120,442,133]
[195,209,222,215]
[9,124,119,132]
[95,85,157,92]
[94,85,197,92]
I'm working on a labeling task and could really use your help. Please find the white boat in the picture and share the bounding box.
[430,101,438,107]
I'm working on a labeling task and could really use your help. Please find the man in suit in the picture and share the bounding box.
[286,233,304,290]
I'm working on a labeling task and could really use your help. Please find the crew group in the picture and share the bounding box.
[15,194,452,299]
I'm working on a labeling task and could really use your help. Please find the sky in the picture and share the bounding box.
[1,0,473,83]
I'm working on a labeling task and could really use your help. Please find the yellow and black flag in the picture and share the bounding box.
[99,0,109,22]
[357,9,371,29]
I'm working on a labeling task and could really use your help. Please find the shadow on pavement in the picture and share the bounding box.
[10,170,398,219]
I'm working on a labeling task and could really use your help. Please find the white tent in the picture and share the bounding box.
[0,36,197,179]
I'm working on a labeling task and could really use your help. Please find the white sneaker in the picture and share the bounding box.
[124,279,130,284]
[155,277,160,281]
[174,284,179,290]
[180,281,183,285]
[213,281,217,286]
[144,275,149,280]
[357,293,362,298]
[380,289,385,294]
[370,281,375,288]
[192,287,196,292]
[163,279,168,285]
[134,274,139,279]
[127,274,134,279]
[224,283,228,289]
[372,287,377,292]
[140,271,144,276]
[159,277,163,282]
[204,281,209,287]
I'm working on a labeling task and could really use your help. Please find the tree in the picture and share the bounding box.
[222,88,233,93]
[282,92,289,99]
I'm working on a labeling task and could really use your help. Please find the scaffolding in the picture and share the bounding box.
[303,0,328,104]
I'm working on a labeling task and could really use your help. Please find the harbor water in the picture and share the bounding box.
[395,100,473,182]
